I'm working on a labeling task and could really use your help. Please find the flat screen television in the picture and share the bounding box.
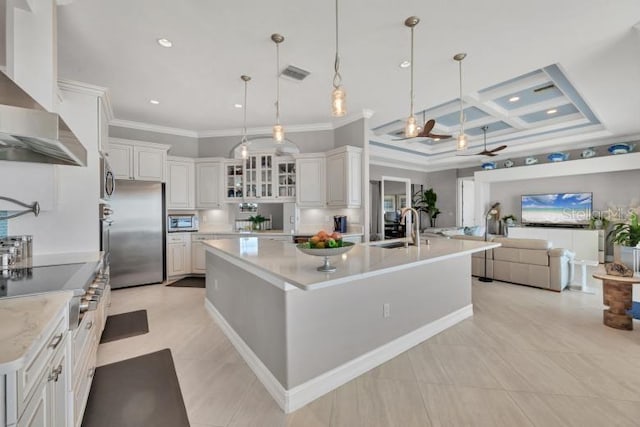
[521,192,592,226]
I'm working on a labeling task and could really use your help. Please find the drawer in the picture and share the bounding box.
[73,324,97,392]
[192,234,216,241]
[72,311,96,374]
[73,342,97,427]
[17,313,67,413]
[167,234,188,243]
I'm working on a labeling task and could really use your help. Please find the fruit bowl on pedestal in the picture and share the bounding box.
[296,242,355,272]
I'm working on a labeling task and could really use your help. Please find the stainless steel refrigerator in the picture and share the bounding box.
[109,180,165,288]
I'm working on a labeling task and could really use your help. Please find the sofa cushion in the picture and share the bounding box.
[493,247,549,266]
[493,237,551,250]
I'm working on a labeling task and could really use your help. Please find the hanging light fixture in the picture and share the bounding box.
[271,33,285,143]
[454,53,468,151]
[331,0,346,116]
[240,75,251,159]
[404,16,420,138]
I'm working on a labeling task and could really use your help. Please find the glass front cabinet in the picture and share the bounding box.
[224,160,244,200]
[227,154,295,202]
[276,158,296,201]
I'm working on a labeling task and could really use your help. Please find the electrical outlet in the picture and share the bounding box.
[383,303,390,318]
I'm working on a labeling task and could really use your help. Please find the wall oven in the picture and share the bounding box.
[168,214,199,233]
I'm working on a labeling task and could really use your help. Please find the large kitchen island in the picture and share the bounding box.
[203,237,499,412]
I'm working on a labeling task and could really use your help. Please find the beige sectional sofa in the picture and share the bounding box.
[452,235,574,292]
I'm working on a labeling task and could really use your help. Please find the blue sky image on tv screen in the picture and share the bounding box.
[521,193,592,224]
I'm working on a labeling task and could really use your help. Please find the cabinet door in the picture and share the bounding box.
[192,242,206,274]
[167,161,194,209]
[134,147,165,181]
[48,344,68,427]
[17,374,48,427]
[196,162,221,208]
[296,157,325,207]
[109,143,133,180]
[168,243,188,276]
[326,154,346,207]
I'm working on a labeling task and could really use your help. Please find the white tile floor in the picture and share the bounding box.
[96,268,640,427]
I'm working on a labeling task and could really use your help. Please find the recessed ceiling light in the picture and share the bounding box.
[157,38,173,48]
[509,96,520,102]
[433,138,440,142]
[399,60,411,68]
[149,99,160,105]
[547,108,558,115]
[234,103,243,109]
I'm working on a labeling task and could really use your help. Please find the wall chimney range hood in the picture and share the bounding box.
[0,71,87,166]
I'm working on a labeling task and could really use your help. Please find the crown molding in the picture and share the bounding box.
[109,118,199,138]
[197,122,333,138]
[58,79,108,97]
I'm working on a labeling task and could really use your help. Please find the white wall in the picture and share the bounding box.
[8,89,100,255]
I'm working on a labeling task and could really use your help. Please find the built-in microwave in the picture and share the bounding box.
[100,156,115,200]
[168,214,199,233]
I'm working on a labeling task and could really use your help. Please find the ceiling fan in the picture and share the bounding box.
[457,125,507,157]
[394,113,452,141]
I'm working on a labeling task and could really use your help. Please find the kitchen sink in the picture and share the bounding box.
[376,241,414,249]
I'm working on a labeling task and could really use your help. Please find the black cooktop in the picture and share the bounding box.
[0,262,99,299]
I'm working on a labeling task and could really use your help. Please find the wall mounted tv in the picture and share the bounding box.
[521,193,592,226]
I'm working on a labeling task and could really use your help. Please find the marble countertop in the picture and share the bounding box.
[185,230,364,238]
[204,237,499,291]
[0,291,72,374]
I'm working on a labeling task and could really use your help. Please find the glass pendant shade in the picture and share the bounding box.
[456,133,468,151]
[241,144,248,159]
[331,86,347,117]
[272,124,284,143]
[405,115,419,138]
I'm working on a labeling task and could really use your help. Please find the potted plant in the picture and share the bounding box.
[412,188,440,228]
[502,214,517,226]
[608,211,640,269]
[248,214,267,231]
[589,213,610,230]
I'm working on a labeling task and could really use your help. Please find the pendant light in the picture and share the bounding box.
[454,53,468,151]
[404,16,420,138]
[331,0,346,116]
[271,33,285,143]
[240,75,251,159]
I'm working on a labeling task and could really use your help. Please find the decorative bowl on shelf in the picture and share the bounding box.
[503,159,514,168]
[296,242,355,272]
[608,143,634,155]
[524,156,538,165]
[481,161,497,170]
[547,152,569,162]
[580,147,596,158]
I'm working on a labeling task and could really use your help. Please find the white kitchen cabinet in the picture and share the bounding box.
[275,158,296,201]
[167,233,191,277]
[244,154,275,200]
[326,146,362,208]
[167,157,195,209]
[192,242,207,274]
[109,139,169,182]
[296,155,326,208]
[196,161,223,209]
[224,160,244,201]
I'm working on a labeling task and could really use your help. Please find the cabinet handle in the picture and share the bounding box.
[48,364,63,382]
[48,333,63,350]
[86,320,94,330]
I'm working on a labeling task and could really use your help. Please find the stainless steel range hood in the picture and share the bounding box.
[0,71,87,167]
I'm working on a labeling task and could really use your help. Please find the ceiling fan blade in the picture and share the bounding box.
[426,133,452,139]
[417,119,436,137]
[488,145,507,153]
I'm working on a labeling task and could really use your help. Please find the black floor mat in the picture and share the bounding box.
[167,276,205,288]
[100,310,149,344]
[82,349,189,427]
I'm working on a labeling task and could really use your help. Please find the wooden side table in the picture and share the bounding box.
[593,273,640,330]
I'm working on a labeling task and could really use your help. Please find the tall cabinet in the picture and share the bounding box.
[326,146,362,208]
[167,157,195,209]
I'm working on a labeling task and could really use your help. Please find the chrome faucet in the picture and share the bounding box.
[400,207,420,248]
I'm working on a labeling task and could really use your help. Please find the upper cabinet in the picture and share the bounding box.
[244,154,274,200]
[196,160,223,209]
[326,146,362,208]
[296,155,326,208]
[276,157,296,202]
[108,139,169,182]
[167,157,195,210]
[224,160,244,201]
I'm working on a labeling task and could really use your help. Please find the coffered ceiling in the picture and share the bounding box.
[56,0,640,162]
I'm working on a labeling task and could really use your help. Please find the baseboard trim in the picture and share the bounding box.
[205,298,473,413]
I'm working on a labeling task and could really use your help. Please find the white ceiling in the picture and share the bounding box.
[57,0,640,145]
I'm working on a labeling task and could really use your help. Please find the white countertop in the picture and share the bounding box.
[204,237,499,291]
[0,291,72,373]
[183,230,364,238]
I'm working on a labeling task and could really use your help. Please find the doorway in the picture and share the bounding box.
[380,176,411,240]
[457,177,475,227]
